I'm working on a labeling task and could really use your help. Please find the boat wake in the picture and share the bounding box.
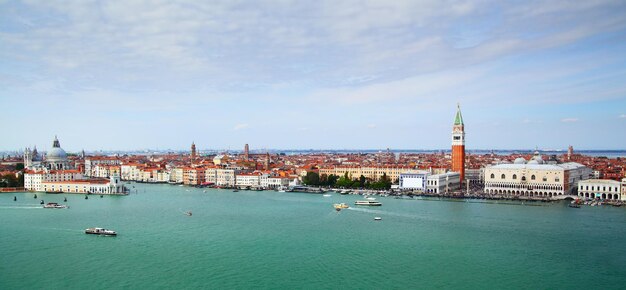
[345,207,421,219]
[0,205,43,209]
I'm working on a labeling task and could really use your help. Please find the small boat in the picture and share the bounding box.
[355,200,382,206]
[85,227,116,236]
[85,195,88,200]
[568,204,581,208]
[40,200,44,205]
[100,195,103,198]
[43,202,67,209]
[323,194,331,197]
[34,194,37,199]
[333,203,350,210]
[374,217,382,221]
[185,211,192,216]
[13,196,17,201]
[64,197,67,202]
[233,189,239,192]
[365,196,377,201]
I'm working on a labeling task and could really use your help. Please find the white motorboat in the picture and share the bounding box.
[354,200,382,206]
[85,227,117,236]
[43,202,67,209]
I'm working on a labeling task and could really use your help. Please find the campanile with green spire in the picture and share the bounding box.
[451,103,465,186]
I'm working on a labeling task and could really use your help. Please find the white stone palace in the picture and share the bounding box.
[484,151,591,198]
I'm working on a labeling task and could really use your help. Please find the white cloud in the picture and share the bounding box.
[561,118,579,123]
[619,114,626,119]
[233,123,249,130]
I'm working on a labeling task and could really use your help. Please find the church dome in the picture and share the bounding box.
[47,147,67,161]
[46,136,68,162]
[514,157,526,164]
[532,156,544,164]
[527,160,539,165]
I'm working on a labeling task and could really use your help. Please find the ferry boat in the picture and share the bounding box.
[374,217,382,221]
[43,202,67,209]
[85,227,117,236]
[354,200,382,206]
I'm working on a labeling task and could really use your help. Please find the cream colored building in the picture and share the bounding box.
[235,173,261,187]
[205,168,237,186]
[578,179,623,200]
[24,170,83,192]
[42,174,126,194]
[484,160,590,198]
[319,166,419,183]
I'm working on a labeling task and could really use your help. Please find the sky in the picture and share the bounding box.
[1,0,626,152]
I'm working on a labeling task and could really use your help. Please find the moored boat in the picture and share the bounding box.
[85,227,117,236]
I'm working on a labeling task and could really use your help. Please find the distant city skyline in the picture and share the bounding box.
[1,1,626,151]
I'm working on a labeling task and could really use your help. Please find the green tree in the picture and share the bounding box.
[15,163,24,171]
[327,174,338,187]
[303,171,320,186]
[359,175,366,188]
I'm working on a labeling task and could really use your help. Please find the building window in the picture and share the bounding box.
[555,178,560,182]
[513,174,517,180]
[490,174,495,179]
[521,176,526,181]
[531,175,536,180]
[501,174,505,179]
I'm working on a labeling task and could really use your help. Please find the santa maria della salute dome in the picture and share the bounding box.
[24,136,73,171]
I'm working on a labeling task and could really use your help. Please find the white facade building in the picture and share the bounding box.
[578,179,624,200]
[426,172,461,194]
[235,173,261,187]
[399,171,430,191]
[484,158,591,198]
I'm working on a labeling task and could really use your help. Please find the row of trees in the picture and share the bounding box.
[0,173,24,188]
[302,172,392,190]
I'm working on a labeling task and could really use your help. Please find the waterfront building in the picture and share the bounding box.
[622,178,626,199]
[577,179,623,200]
[451,104,465,185]
[319,165,419,183]
[398,171,430,191]
[235,172,261,187]
[183,167,205,185]
[426,172,461,194]
[484,155,591,197]
[261,176,291,189]
[41,174,125,194]
[24,169,83,192]
[205,168,237,186]
[169,168,184,184]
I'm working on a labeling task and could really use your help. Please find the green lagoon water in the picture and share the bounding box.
[1,183,625,289]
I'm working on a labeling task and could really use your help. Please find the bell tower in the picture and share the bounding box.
[451,103,465,186]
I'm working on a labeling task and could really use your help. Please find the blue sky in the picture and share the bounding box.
[1,0,626,151]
